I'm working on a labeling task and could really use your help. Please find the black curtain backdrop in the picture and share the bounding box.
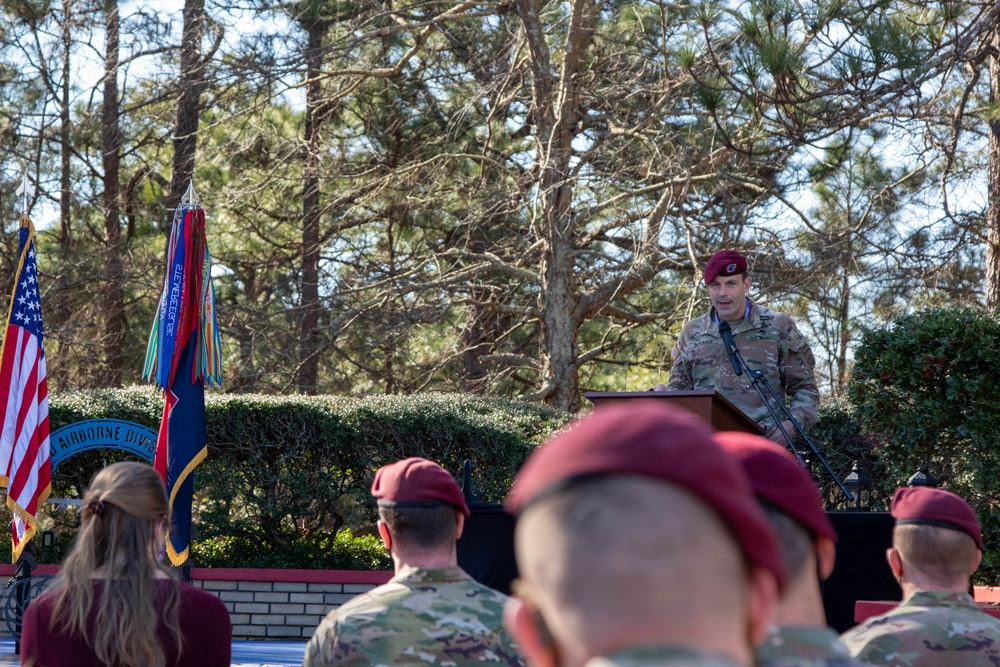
[456,501,519,595]
[456,504,900,632]
[823,511,901,633]
[454,492,900,635]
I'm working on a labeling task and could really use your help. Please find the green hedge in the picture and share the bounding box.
[37,388,571,569]
[848,307,1000,583]
[808,397,888,511]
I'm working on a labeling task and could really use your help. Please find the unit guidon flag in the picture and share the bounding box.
[144,202,221,565]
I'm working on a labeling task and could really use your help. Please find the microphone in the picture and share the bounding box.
[718,321,743,376]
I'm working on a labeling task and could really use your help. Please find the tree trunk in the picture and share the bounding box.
[166,0,206,215]
[460,296,500,393]
[231,268,259,391]
[296,20,325,394]
[836,268,850,396]
[60,0,72,249]
[51,0,74,392]
[516,0,598,411]
[988,36,1000,309]
[101,0,124,386]
[540,232,581,411]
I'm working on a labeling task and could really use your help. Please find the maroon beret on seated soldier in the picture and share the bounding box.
[704,249,748,284]
[891,486,982,549]
[715,431,837,543]
[371,457,470,517]
[505,400,786,590]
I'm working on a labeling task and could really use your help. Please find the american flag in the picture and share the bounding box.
[0,218,51,562]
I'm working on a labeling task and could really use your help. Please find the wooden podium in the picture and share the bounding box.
[584,390,764,434]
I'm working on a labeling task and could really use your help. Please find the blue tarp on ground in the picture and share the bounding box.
[0,637,307,666]
[232,639,306,666]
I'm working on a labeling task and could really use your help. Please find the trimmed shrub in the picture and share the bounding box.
[809,397,888,511]
[191,529,390,570]
[38,388,571,569]
[848,307,1000,582]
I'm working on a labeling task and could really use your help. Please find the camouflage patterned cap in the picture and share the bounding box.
[891,486,981,549]
[505,400,786,590]
[372,457,470,517]
[704,250,748,284]
[715,431,837,543]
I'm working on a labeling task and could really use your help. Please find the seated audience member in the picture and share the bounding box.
[20,462,231,667]
[504,401,784,667]
[840,486,1000,665]
[303,456,523,666]
[716,431,869,666]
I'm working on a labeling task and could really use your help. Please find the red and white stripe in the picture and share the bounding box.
[0,324,51,560]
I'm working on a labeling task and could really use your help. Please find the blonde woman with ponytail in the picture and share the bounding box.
[20,462,231,667]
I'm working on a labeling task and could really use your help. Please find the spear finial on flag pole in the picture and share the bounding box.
[182,180,199,206]
[14,173,34,219]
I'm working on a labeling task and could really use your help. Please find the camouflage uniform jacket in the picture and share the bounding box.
[666,301,819,431]
[586,645,744,667]
[839,590,1000,666]
[758,625,872,666]
[301,565,524,667]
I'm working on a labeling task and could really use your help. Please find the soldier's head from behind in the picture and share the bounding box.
[371,457,470,569]
[716,432,838,625]
[704,249,751,323]
[504,401,784,667]
[889,486,982,592]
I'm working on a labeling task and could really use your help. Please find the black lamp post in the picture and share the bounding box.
[41,529,54,549]
[461,459,482,503]
[844,461,873,511]
[907,463,939,488]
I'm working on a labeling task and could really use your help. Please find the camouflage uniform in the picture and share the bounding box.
[302,565,523,667]
[667,301,819,431]
[585,645,744,666]
[839,590,1000,666]
[758,625,872,666]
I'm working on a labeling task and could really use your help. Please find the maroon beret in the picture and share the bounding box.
[704,250,748,284]
[372,457,470,517]
[715,431,837,544]
[506,401,786,590]
[891,486,981,549]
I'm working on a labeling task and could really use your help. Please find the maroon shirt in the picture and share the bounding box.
[20,580,231,667]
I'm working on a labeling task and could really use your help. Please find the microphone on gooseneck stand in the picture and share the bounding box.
[718,321,743,376]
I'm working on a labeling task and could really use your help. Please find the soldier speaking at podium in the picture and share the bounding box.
[663,249,819,443]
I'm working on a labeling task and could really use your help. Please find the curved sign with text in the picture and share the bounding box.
[48,419,158,471]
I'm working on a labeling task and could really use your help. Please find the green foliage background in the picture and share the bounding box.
[20,313,1000,584]
[29,388,570,569]
[848,307,1000,582]
[809,397,892,512]
[3,0,991,410]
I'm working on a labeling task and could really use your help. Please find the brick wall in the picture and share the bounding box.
[0,565,394,640]
[192,570,392,639]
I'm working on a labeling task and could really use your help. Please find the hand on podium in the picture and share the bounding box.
[765,420,796,445]
[650,384,668,392]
